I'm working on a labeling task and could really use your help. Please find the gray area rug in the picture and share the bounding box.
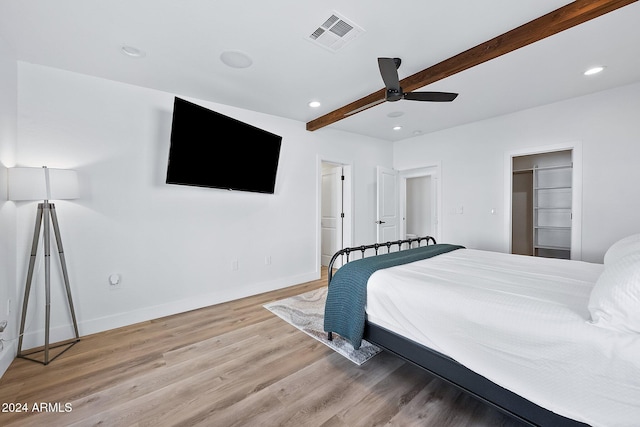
[263,287,381,366]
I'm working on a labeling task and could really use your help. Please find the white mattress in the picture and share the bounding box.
[366,249,640,427]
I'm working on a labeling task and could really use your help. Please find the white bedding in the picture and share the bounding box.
[366,249,640,427]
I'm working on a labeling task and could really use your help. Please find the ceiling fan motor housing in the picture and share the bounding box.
[386,88,404,101]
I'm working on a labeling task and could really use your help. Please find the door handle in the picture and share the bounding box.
[375,220,386,224]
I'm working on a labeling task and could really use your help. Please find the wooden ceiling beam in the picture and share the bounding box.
[306,0,638,132]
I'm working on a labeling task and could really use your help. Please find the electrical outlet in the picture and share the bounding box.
[0,320,5,352]
[108,273,122,290]
[231,260,239,271]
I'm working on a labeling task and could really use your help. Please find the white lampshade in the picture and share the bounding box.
[8,167,79,201]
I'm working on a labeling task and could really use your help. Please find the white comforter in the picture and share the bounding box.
[366,249,640,427]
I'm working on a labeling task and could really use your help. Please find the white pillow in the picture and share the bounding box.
[604,233,640,266]
[588,251,640,333]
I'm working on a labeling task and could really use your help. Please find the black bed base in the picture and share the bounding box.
[327,235,589,427]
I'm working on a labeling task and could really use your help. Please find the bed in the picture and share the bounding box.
[323,235,640,427]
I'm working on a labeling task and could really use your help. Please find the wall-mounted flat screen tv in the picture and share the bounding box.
[166,97,282,194]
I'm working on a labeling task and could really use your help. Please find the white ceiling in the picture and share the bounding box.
[1,0,639,142]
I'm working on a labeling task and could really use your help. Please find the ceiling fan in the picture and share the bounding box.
[378,57,458,103]
[345,57,458,116]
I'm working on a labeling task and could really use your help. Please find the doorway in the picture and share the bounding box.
[405,175,432,238]
[399,165,441,243]
[376,166,439,244]
[320,160,352,269]
[505,143,582,260]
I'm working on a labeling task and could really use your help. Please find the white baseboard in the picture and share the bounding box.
[19,271,320,349]
[0,340,16,378]
[1,271,321,380]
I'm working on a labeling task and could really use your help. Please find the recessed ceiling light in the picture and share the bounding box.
[393,126,403,131]
[308,101,321,108]
[584,66,605,76]
[387,111,404,118]
[220,50,253,69]
[121,45,145,58]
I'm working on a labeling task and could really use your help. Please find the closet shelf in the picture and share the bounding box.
[534,164,572,171]
[535,244,571,251]
[534,186,572,191]
[513,163,572,173]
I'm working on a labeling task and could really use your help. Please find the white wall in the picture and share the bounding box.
[394,82,640,263]
[13,63,393,349]
[0,34,18,376]
[9,54,638,374]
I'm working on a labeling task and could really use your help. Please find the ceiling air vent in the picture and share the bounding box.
[307,12,364,52]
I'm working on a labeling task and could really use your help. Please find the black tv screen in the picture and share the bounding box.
[166,97,282,194]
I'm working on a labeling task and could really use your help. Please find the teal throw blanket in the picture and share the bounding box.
[323,244,464,349]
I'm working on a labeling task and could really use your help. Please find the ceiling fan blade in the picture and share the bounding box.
[377,57,401,93]
[403,91,458,102]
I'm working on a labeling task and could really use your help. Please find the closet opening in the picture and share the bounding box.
[511,150,572,259]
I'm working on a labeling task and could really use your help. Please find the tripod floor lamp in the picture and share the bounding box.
[8,166,81,365]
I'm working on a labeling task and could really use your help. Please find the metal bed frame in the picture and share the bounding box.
[327,235,437,284]
[326,236,588,427]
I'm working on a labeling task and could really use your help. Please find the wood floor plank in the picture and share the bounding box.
[332,361,435,426]
[72,330,321,426]
[29,334,269,426]
[238,352,401,426]
[0,269,525,427]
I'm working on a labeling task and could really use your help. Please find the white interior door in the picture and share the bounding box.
[376,166,399,243]
[321,166,343,266]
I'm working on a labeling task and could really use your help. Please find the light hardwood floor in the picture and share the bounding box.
[0,269,523,426]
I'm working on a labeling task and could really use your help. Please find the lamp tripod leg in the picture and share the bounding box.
[17,204,44,357]
[43,203,51,364]
[50,204,80,341]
